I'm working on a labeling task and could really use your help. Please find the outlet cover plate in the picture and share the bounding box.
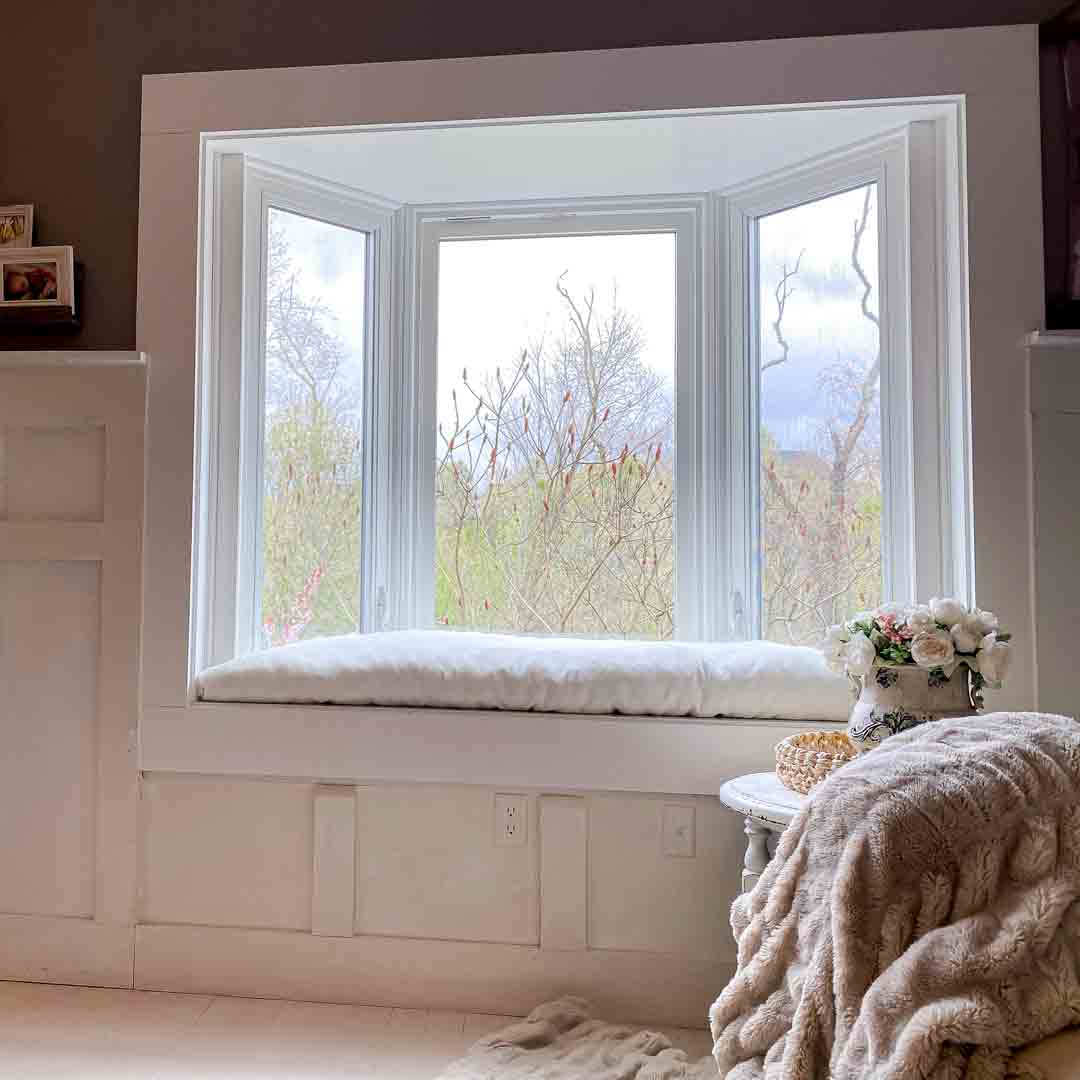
[662,803,696,858]
[494,793,528,847]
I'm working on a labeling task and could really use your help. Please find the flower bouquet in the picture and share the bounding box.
[820,598,1012,749]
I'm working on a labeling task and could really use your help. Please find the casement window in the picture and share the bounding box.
[195,116,969,672]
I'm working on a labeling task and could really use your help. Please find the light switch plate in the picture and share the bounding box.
[662,803,695,858]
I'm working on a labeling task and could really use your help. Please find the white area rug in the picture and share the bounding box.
[436,998,718,1079]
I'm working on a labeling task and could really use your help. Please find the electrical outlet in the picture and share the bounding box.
[494,793,528,847]
[662,804,696,858]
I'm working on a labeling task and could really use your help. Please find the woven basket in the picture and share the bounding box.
[775,730,858,795]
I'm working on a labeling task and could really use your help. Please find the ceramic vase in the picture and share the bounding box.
[847,666,980,750]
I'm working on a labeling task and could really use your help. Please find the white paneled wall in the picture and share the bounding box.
[0,354,144,987]
[136,775,743,1024]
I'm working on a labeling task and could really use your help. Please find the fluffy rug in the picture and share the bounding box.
[436,997,717,1079]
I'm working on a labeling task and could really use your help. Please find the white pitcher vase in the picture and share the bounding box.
[847,666,980,750]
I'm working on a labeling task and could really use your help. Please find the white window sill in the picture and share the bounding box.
[139,701,832,795]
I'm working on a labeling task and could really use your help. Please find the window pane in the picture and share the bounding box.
[757,184,882,645]
[260,208,367,647]
[435,232,676,638]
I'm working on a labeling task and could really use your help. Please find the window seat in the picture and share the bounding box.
[194,630,849,723]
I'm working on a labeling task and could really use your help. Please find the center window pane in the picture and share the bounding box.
[434,232,676,638]
[757,184,883,645]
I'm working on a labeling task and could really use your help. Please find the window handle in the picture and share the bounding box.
[375,585,387,631]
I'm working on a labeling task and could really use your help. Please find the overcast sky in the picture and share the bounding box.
[270,182,879,455]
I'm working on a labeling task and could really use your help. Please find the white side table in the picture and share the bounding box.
[718,772,805,892]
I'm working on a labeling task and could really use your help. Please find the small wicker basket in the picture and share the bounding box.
[775,730,859,795]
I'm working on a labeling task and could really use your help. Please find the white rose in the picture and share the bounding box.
[910,629,956,670]
[950,615,983,655]
[977,633,1012,685]
[973,609,999,636]
[929,597,966,626]
[905,606,935,635]
[842,632,877,676]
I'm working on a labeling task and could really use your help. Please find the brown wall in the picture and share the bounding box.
[2,0,1064,349]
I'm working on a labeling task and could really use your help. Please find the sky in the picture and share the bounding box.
[268,183,880,457]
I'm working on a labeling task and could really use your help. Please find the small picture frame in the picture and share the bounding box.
[0,205,33,249]
[0,246,75,312]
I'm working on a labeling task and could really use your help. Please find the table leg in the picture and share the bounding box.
[742,817,773,893]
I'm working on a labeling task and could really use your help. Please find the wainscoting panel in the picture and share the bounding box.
[354,785,539,945]
[140,776,314,931]
[588,795,739,956]
[0,354,145,987]
[0,561,100,918]
[0,423,105,521]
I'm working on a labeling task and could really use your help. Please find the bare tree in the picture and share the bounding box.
[760,185,883,643]
[435,281,675,637]
[261,219,364,645]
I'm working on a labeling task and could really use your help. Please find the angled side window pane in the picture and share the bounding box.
[756,183,882,644]
[434,232,676,638]
[259,208,368,647]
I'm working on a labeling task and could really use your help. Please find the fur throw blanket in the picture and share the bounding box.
[709,712,1080,1080]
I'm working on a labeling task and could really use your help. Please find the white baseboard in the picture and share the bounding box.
[134,923,733,1027]
[0,915,133,989]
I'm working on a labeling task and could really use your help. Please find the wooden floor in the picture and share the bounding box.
[0,981,715,1078]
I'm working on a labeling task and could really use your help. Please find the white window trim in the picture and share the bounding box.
[721,133,914,632]
[194,157,398,673]
[193,119,971,674]
[399,199,711,638]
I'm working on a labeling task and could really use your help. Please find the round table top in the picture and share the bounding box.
[718,771,805,827]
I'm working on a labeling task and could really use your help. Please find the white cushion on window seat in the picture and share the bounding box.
[195,630,851,721]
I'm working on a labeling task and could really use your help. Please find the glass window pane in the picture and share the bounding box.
[260,208,367,647]
[757,184,882,645]
[435,232,676,638]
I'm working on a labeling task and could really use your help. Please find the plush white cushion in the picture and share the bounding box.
[196,629,851,721]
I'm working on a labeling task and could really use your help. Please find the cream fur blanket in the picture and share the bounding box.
[710,712,1080,1079]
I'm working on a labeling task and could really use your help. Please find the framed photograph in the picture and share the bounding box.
[0,246,75,311]
[0,205,33,249]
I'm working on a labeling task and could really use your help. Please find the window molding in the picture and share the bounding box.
[719,126,971,632]
[194,156,398,674]
[193,118,971,674]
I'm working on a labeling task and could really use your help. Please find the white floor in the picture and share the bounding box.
[0,981,716,1078]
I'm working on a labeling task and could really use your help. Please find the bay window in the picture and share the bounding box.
[194,112,969,674]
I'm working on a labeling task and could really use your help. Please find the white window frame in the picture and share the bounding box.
[193,119,971,671]
[194,157,397,672]
[719,125,970,633]
[721,134,913,635]
[397,199,713,638]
